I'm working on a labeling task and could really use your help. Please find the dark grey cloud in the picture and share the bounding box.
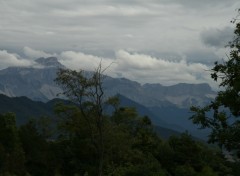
[185,48,220,65]
[0,0,239,56]
[201,26,234,48]
[161,0,239,9]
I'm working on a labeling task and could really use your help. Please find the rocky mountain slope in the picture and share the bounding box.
[0,57,63,101]
[104,77,215,108]
[0,57,216,108]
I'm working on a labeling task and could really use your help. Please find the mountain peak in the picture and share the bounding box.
[35,57,65,68]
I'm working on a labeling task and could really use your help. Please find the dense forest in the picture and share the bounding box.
[0,106,239,176]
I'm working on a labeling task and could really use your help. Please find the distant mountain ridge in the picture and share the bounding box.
[0,57,216,108]
[35,57,65,68]
[0,94,54,124]
[0,93,185,139]
[0,57,63,101]
[104,77,215,108]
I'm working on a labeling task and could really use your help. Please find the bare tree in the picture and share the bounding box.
[55,64,106,176]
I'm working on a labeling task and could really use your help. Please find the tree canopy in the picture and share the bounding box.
[190,9,240,157]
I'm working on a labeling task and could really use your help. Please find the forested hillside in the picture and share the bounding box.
[0,93,183,139]
[0,108,236,176]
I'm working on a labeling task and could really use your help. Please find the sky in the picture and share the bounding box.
[0,0,240,89]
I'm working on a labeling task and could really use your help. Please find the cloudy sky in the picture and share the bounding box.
[0,0,240,89]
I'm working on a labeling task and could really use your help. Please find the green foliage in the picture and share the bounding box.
[54,102,100,175]
[18,120,53,176]
[174,165,196,176]
[157,133,231,176]
[0,94,54,125]
[55,66,107,176]
[190,9,240,156]
[0,108,234,175]
[228,161,240,176]
[54,101,167,175]
[0,113,25,175]
[103,107,165,175]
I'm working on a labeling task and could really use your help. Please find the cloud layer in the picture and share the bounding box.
[112,50,212,86]
[0,0,239,61]
[0,47,217,89]
[0,50,32,69]
[201,27,234,48]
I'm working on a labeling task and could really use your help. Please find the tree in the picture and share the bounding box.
[19,119,53,176]
[157,133,231,176]
[55,64,107,176]
[53,91,167,175]
[103,106,165,176]
[190,9,240,157]
[54,101,101,175]
[0,113,26,175]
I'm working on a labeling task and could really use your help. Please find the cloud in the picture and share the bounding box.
[53,49,218,88]
[0,0,239,64]
[52,5,157,17]
[162,0,239,9]
[23,47,55,59]
[200,26,234,48]
[0,47,219,89]
[59,51,113,71]
[56,49,214,86]
[22,48,218,88]
[112,50,214,87]
[184,47,219,64]
[0,50,31,69]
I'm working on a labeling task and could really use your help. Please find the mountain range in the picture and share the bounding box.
[0,57,215,139]
[0,57,216,108]
[0,57,63,101]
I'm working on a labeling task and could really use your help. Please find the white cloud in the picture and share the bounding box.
[52,5,157,17]
[23,46,55,59]
[59,51,113,71]
[112,50,216,88]
[0,47,219,89]
[0,50,31,69]
[20,47,218,88]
